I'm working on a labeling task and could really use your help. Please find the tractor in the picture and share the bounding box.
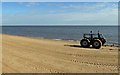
[80,31,106,49]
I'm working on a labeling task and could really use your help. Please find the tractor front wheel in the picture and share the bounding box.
[80,39,90,48]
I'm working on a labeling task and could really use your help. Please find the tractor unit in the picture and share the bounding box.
[80,31,106,49]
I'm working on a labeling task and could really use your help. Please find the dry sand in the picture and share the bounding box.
[2,34,118,73]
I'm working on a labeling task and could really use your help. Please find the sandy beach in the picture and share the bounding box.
[2,34,118,73]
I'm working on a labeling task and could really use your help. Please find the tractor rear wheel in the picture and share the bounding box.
[80,39,90,48]
[92,39,102,49]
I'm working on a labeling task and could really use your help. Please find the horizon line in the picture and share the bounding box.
[1,25,118,27]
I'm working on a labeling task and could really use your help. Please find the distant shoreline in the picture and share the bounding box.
[2,33,119,47]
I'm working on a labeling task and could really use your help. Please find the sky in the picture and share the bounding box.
[2,2,118,26]
[2,0,120,2]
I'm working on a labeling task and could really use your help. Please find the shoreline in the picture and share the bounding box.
[1,34,119,47]
[2,34,118,73]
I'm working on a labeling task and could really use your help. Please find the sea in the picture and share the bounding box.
[2,26,119,46]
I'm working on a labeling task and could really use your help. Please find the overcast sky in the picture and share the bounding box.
[2,2,118,26]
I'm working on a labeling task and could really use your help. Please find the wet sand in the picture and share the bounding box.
[2,34,118,73]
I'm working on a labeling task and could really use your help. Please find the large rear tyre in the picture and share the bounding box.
[80,39,90,48]
[92,39,102,49]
